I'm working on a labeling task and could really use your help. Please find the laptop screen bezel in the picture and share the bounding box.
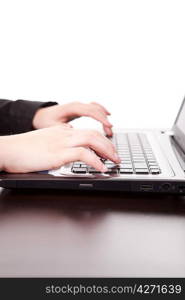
[172,97,185,152]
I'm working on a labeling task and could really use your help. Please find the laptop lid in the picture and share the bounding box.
[173,97,185,152]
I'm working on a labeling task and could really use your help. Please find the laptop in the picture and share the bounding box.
[1,98,185,194]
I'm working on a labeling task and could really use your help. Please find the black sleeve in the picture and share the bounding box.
[0,99,58,135]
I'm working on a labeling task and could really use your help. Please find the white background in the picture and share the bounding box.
[0,0,185,130]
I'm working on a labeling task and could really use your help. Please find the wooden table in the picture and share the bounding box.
[0,187,185,277]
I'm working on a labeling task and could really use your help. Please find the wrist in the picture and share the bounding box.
[32,108,45,129]
[32,102,58,129]
[0,136,10,171]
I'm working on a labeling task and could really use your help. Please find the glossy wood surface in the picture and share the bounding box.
[0,188,185,277]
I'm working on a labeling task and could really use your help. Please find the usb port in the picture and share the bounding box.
[140,184,153,191]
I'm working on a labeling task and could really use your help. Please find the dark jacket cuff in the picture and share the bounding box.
[1,100,57,135]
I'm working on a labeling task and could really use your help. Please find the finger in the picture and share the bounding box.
[66,103,112,127]
[85,108,113,128]
[103,124,113,137]
[90,102,111,115]
[69,130,120,164]
[59,147,108,172]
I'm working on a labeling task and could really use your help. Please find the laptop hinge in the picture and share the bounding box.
[171,136,185,172]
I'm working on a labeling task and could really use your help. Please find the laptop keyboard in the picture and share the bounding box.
[71,133,161,175]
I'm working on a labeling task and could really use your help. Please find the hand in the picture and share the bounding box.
[0,125,120,173]
[32,102,113,136]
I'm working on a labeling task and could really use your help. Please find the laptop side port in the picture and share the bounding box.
[178,186,185,193]
[161,183,171,191]
[140,184,153,192]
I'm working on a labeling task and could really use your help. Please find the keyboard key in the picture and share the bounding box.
[120,158,132,162]
[119,163,133,168]
[149,166,160,170]
[148,160,156,163]
[120,169,133,174]
[72,163,81,167]
[147,155,156,160]
[135,169,149,174]
[117,148,129,154]
[150,169,160,174]
[88,167,102,173]
[132,159,145,162]
[134,163,148,168]
[72,168,87,174]
[105,163,116,168]
[132,156,145,159]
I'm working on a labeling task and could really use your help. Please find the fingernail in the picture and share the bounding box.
[101,165,108,172]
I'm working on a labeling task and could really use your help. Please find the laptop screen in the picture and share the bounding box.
[173,98,185,152]
[176,101,185,132]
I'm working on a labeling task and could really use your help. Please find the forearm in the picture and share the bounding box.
[0,99,57,135]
